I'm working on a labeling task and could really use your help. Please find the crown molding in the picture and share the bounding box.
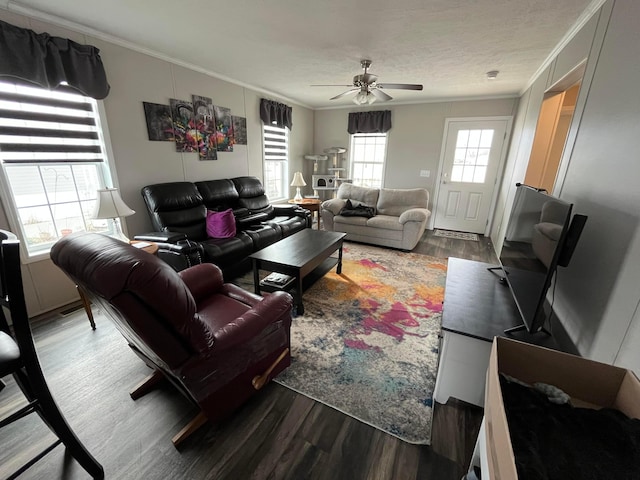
[313,94,519,111]
[520,0,607,96]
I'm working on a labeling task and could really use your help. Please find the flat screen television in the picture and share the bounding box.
[498,184,587,334]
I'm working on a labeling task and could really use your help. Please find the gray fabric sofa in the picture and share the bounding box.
[320,183,431,250]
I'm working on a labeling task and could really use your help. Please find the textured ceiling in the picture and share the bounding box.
[3,0,596,108]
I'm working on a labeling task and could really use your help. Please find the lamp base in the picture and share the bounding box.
[112,218,130,243]
[293,187,303,203]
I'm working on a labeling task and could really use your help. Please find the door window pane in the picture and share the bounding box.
[450,129,495,183]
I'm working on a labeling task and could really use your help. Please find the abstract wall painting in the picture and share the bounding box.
[192,95,217,160]
[170,98,200,153]
[214,105,234,152]
[143,102,174,141]
[232,116,247,145]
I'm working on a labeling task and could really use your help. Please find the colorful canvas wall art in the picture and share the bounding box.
[143,102,174,141]
[170,99,200,153]
[232,116,247,145]
[192,95,217,160]
[214,105,234,152]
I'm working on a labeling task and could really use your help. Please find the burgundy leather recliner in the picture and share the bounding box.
[51,233,293,446]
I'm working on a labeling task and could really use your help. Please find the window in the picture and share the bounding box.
[349,133,387,188]
[0,81,113,259]
[262,124,289,201]
[451,129,494,183]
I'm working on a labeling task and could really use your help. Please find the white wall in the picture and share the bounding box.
[555,0,640,370]
[0,8,314,316]
[313,98,518,209]
[491,0,640,373]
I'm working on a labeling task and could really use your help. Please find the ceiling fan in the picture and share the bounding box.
[312,59,423,105]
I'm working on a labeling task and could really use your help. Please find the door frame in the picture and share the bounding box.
[430,116,513,235]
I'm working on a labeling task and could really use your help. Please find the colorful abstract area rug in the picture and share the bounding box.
[240,243,447,444]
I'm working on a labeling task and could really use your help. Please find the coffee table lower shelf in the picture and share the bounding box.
[258,256,340,304]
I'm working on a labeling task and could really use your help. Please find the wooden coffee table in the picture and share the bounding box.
[249,229,346,314]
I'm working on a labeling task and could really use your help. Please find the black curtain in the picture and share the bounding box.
[260,98,292,130]
[347,110,392,134]
[0,19,110,100]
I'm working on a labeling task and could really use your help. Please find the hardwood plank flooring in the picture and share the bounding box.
[0,230,495,480]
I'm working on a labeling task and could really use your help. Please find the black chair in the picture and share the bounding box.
[0,229,103,479]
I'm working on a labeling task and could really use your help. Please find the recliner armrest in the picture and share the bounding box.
[155,241,204,272]
[273,204,310,219]
[179,263,224,302]
[134,231,187,243]
[210,291,293,351]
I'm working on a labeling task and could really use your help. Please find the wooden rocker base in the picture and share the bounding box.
[129,370,165,400]
[131,348,289,448]
[252,348,289,390]
[172,412,208,448]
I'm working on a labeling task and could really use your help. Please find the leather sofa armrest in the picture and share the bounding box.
[209,291,293,351]
[321,198,347,216]
[272,204,296,215]
[179,264,224,302]
[398,208,431,224]
[273,204,310,218]
[156,241,204,272]
[134,231,187,243]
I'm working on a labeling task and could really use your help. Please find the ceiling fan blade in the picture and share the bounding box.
[377,83,424,91]
[370,88,393,102]
[311,84,355,87]
[330,88,359,100]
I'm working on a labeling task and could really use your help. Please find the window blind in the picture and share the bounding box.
[263,124,288,162]
[0,82,104,165]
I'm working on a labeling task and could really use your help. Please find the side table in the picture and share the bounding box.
[288,198,322,230]
[78,239,158,329]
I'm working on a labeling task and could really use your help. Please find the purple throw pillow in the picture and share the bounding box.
[206,209,236,239]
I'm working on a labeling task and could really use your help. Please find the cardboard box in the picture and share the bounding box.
[484,336,640,479]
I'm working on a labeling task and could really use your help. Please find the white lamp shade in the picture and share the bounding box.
[290,172,307,187]
[93,188,135,219]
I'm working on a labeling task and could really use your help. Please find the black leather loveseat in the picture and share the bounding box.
[135,176,310,278]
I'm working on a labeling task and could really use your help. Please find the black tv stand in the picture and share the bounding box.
[486,265,507,283]
[433,258,561,407]
[504,323,551,336]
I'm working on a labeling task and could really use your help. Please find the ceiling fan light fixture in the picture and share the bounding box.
[353,90,374,105]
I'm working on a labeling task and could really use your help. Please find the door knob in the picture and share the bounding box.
[442,172,448,184]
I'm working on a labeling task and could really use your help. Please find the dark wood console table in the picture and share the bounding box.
[434,257,559,407]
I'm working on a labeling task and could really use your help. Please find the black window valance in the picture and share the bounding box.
[260,98,292,130]
[0,19,110,100]
[347,110,392,134]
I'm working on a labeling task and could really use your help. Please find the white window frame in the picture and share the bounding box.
[0,81,116,263]
[349,133,388,188]
[262,124,289,202]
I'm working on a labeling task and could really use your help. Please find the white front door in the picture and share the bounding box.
[434,118,510,234]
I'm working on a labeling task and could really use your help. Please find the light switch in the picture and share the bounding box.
[420,170,431,177]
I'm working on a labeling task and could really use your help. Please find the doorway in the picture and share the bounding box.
[524,82,581,193]
[433,117,511,234]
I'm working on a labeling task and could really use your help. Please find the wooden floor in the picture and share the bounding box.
[0,230,496,480]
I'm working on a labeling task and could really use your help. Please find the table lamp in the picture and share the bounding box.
[93,188,135,242]
[290,172,306,202]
